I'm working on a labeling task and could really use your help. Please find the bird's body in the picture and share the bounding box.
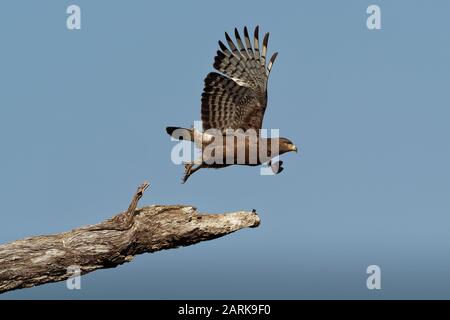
[168,126,296,165]
[166,26,298,183]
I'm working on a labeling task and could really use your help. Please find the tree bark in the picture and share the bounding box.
[0,182,260,294]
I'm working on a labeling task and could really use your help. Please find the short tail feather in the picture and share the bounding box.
[165,126,193,141]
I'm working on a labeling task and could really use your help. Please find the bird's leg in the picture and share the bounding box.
[182,164,204,184]
[269,160,284,174]
[182,160,203,184]
[182,163,194,184]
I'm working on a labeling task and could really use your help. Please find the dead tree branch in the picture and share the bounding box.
[0,182,260,294]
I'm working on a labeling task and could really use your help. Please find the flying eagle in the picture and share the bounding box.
[167,26,298,183]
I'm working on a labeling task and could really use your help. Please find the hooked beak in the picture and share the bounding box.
[290,144,298,153]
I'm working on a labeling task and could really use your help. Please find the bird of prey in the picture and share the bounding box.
[166,26,298,183]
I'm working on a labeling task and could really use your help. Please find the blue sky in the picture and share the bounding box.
[0,0,449,299]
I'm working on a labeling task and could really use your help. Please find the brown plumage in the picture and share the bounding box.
[166,26,297,183]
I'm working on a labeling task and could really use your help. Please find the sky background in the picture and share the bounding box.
[1,0,449,299]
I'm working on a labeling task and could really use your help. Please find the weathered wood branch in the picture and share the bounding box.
[0,182,260,294]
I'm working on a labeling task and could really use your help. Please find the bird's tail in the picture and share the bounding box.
[166,126,194,141]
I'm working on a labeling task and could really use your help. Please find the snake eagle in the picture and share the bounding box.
[167,26,298,183]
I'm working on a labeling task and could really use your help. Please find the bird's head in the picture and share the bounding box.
[279,137,298,155]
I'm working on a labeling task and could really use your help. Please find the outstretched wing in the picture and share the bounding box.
[201,26,278,133]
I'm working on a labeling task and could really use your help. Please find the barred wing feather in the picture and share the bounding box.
[201,26,278,133]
